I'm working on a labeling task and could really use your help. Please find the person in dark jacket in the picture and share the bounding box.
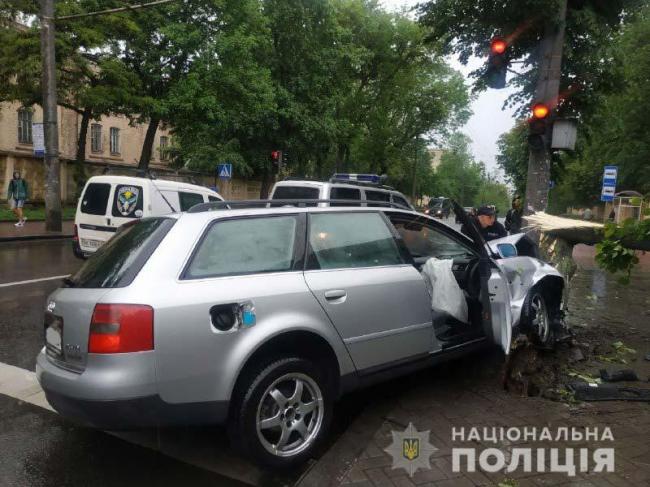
[7,171,29,227]
[461,206,507,241]
[505,195,524,234]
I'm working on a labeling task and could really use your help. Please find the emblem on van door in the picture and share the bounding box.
[46,301,56,312]
[116,186,140,216]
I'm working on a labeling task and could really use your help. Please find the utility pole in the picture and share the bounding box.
[40,0,62,232]
[523,0,567,215]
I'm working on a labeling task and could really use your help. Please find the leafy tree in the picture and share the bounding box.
[417,0,638,117]
[496,122,528,197]
[0,0,140,192]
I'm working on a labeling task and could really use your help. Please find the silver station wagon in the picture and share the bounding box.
[36,201,564,468]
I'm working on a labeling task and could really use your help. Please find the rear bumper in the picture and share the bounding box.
[36,348,228,429]
[42,389,229,430]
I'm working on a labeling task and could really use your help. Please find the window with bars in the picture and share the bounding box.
[91,124,102,152]
[110,127,120,154]
[17,108,33,144]
[159,136,169,161]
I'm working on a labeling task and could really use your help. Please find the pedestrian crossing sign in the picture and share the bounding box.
[217,163,232,179]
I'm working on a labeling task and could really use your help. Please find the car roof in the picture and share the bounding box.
[273,179,399,194]
[86,175,222,196]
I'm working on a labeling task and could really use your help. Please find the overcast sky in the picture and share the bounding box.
[381,0,518,178]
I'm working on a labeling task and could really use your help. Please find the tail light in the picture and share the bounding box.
[73,224,79,242]
[89,304,154,353]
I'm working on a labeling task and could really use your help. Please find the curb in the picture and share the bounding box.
[0,234,73,243]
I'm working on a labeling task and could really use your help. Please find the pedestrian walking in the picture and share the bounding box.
[505,195,524,234]
[7,171,29,227]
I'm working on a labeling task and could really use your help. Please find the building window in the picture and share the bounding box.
[110,127,120,154]
[91,124,102,152]
[159,136,169,161]
[17,108,33,144]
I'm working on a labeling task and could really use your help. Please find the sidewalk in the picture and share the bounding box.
[0,220,74,242]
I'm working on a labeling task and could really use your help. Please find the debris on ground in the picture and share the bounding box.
[570,382,650,402]
[599,369,639,382]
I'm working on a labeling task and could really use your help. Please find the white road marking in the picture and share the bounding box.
[0,275,69,288]
[0,361,53,411]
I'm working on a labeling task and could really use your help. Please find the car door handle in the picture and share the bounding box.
[324,289,347,301]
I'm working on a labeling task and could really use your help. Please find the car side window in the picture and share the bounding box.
[184,215,298,279]
[208,195,222,202]
[179,192,205,211]
[392,194,410,209]
[389,216,474,260]
[307,212,403,270]
[330,187,361,206]
[364,190,390,207]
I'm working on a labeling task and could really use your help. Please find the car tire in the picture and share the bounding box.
[521,289,555,348]
[229,357,332,469]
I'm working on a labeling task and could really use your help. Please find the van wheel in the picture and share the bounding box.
[229,357,331,469]
[522,290,555,348]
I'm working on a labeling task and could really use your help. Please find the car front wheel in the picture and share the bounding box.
[522,290,555,348]
[229,357,331,469]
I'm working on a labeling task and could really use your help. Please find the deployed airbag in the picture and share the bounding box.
[421,257,468,324]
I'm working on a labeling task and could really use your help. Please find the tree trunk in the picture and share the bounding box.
[73,107,91,198]
[138,117,160,171]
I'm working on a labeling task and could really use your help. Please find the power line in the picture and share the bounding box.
[55,0,179,21]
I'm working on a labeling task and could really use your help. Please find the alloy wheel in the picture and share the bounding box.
[255,373,324,458]
[530,294,550,344]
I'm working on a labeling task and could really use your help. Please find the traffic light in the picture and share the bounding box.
[486,37,508,89]
[528,102,550,150]
[270,150,283,171]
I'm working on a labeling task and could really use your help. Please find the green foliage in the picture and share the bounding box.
[430,133,511,210]
[496,122,528,196]
[595,218,650,283]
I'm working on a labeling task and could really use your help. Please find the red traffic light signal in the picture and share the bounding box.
[532,102,550,119]
[490,38,507,55]
[271,150,280,161]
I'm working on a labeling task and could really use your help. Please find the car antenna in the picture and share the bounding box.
[146,169,177,213]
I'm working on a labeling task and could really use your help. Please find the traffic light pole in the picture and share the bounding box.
[40,0,62,232]
[523,0,567,215]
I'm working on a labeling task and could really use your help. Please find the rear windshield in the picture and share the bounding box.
[272,186,319,201]
[81,183,111,215]
[67,218,175,288]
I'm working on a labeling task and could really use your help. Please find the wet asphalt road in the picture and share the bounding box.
[0,239,248,486]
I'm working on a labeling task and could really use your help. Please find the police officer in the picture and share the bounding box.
[461,206,507,241]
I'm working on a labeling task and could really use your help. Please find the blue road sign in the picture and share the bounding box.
[217,163,232,179]
[600,165,617,202]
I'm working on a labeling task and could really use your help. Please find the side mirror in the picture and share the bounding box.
[496,243,518,259]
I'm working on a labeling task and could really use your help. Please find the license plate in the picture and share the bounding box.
[45,312,63,358]
[81,238,103,249]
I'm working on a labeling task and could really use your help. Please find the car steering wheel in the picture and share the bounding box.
[463,257,482,299]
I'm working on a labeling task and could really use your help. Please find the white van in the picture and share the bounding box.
[73,175,223,257]
[270,175,414,210]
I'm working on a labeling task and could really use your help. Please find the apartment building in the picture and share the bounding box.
[0,101,172,203]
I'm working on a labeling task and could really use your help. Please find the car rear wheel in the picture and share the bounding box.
[229,357,331,469]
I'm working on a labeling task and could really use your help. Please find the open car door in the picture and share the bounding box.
[451,202,513,354]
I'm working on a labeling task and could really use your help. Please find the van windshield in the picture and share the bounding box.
[81,183,111,215]
[67,218,175,288]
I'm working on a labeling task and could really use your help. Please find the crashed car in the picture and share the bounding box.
[36,201,564,469]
